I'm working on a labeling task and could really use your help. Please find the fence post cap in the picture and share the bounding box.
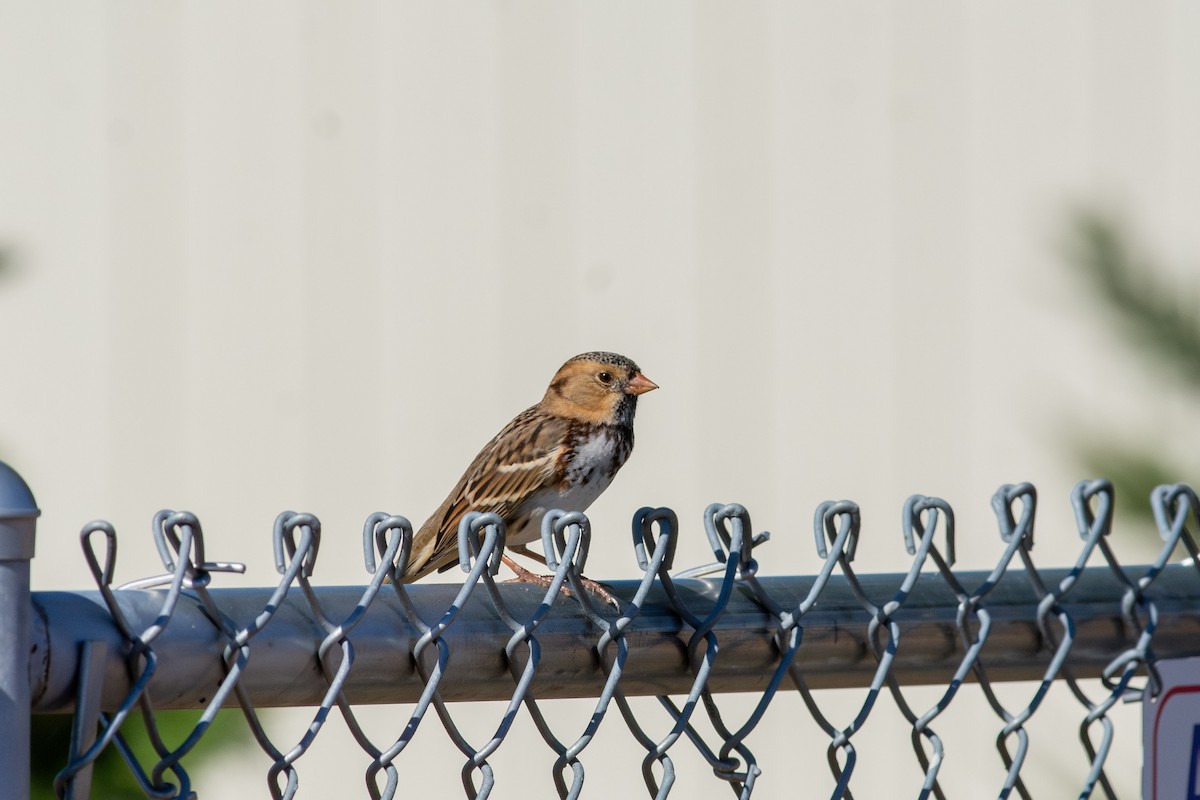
[0,461,39,561]
[0,461,38,521]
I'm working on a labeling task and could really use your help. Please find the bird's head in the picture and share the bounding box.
[542,351,657,425]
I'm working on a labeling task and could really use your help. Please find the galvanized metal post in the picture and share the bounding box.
[0,461,40,800]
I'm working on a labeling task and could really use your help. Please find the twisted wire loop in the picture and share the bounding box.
[635,504,766,800]
[606,508,696,800]
[57,512,244,799]
[474,508,657,800]
[702,502,852,799]
[763,501,865,799]
[1055,482,1136,800]
[972,484,1062,800]
[658,504,786,798]
[871,496,956,800]
[688,505,771,796]
[484,511,594,799]
[1059,483,1200,800]
[365,512,509,800]
[743,498,860,796]
[339,512,414,800]
[262,511,404,800]
[981,481,1122,800]
[815,497,957,800]
[159,511,305,800]
[448,511,580,800]
[908,485,1034,800]
[41,482,1200,799]
[1051,479,1184,800]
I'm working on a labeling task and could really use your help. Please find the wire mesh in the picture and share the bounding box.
[26,480,1200,799]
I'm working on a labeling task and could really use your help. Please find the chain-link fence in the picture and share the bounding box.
[3,461,1199,799]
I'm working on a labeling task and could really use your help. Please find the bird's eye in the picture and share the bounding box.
[597,371,614,384]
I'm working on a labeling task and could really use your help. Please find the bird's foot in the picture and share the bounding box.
[569,575,620,610]
[503,558,620,610]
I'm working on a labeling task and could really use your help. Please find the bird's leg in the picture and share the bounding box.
[503,545,619,609]
[499,553,548,582]
[507,544,549,568]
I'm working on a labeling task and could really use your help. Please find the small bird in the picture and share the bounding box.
[402,352,657,596]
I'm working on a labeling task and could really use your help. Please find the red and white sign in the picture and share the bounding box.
[1144,657,1200,800]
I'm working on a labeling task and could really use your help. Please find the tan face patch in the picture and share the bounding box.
[541,359,629,424]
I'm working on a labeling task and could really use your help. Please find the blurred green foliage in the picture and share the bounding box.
[1067,211,1200,386]
[32,710,248,799]
[1064,209,1198,525]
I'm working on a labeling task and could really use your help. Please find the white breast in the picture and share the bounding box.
[507,429,620,546]
[568,430,619,483]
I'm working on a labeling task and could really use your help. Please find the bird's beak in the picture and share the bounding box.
[625,373,659,395]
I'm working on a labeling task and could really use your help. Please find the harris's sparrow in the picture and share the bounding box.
[402,352,657,592]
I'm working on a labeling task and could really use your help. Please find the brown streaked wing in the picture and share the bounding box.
[428,408,570,560]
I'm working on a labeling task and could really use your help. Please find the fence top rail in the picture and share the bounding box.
[30,562,1200,712]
